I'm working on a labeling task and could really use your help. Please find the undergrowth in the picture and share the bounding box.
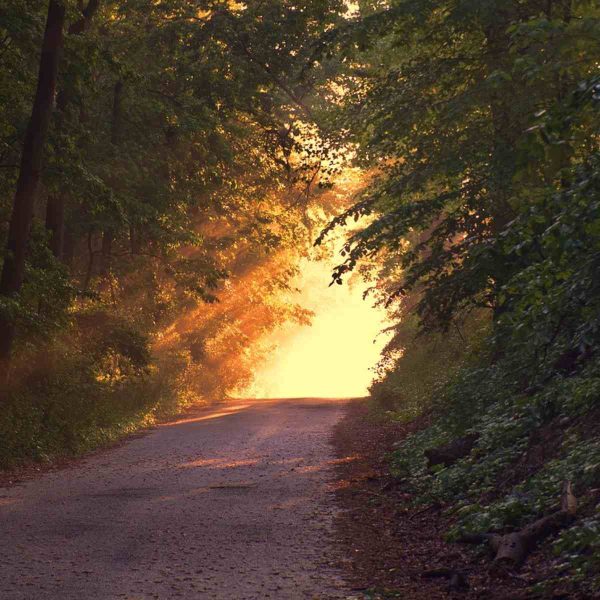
[372,350,600,593]
[369,144,600,592]
[0,319,203,469]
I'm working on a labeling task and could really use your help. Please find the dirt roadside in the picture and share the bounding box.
[331,400,591,600]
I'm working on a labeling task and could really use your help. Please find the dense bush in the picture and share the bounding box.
[370,138,600,590]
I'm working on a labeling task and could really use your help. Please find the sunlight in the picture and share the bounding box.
[241,240,391,399]
[162,404,251,426]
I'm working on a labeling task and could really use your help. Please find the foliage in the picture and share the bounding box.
[321,0,600,593]
[3,0,600,591]
[369,309,489,421]
[384,350,600,590]
[320,0,600,331]
[0,0,347,464]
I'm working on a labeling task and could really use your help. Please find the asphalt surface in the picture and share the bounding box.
[0,398,353,599]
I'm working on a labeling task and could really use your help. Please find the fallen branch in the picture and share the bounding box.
[409,502,440,521]
[458,481,577,569]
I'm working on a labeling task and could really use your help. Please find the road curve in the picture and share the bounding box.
[0,398,353,599]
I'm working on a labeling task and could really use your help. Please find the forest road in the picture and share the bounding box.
[0,398,355,600]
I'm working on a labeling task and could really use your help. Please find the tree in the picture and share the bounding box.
[0,0,66,377]
[0,0,346,384]
[319,0,600,332]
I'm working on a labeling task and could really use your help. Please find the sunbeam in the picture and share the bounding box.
[241,249,391,399]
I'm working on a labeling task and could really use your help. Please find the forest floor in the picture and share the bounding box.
[0,398,352,600]
[332,400,589,600]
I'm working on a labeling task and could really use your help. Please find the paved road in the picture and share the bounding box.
[0,398,352,599]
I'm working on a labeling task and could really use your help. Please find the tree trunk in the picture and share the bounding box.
[484,15,519,234]
[111,80,123,146]
[45,194,65,259]
[83,230,95,292]
[458,482,577,570]
[63,229,75,269]
[69,0,101,35]
[0,0,66,377]
[424,433,479,468]
[44,1,101,265]
[129,225,140,255]
[101,230,113,274]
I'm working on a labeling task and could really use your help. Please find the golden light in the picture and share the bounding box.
[239,238,391,399]
[345,2,360,18]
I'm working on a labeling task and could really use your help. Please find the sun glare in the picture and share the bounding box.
[241,245,391,399]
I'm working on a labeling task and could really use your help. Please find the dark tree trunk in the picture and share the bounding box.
[101,230,113,274]
[99,79,124,273]
[44,1,101,266]
[484,15,519,233]
[45,194,65,259]
[424,433,479,468]
[111,80,123,146]
[63,229,75,268]
[0,0,66,377]
[129,225,140,255]
[68,0,101,35]
[83,230,95,292]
